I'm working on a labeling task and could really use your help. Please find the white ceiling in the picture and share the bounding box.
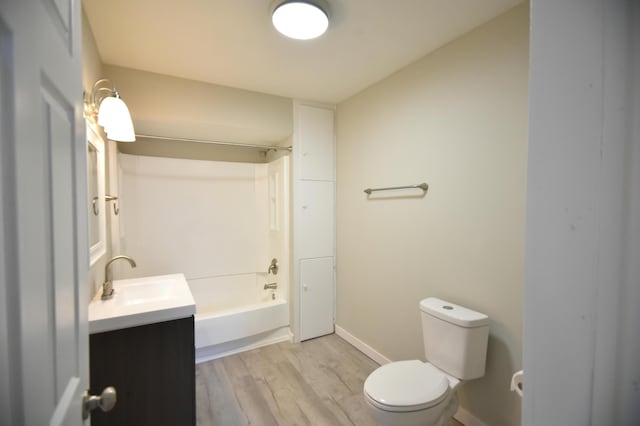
[83,0,522,104]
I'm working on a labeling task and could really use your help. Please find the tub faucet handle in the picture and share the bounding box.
[268,258,278,275]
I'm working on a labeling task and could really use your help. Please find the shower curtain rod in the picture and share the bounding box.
[135,133,293,152]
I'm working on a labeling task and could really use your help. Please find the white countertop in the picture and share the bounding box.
[89,273,196,334]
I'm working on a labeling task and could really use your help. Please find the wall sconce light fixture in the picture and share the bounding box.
[85,79,136,142]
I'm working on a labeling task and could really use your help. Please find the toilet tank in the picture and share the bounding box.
[420,297,489,380]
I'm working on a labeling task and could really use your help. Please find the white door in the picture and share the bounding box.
[0,1,88,425]
[298,180,335,259]
[293,102,336,342]
[297,105,335,181]
[300,257,335,341]
[525,1,640,424]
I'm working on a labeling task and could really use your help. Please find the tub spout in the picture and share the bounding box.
[264,282,278,290]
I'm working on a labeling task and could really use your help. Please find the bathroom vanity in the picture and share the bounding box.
[88,274,196,426]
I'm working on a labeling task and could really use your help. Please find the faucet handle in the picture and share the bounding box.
[268,258,279,275]
[101,281,114,300]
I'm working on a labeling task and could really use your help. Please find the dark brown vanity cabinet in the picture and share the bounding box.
[89,316,195,426]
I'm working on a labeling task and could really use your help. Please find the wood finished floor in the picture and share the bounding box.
[196,333,463,426]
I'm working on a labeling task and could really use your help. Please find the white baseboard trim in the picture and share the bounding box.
[454,406,487,426]
[335,324,391,366]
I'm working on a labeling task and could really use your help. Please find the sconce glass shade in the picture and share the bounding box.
[272,1,329,40]
[96,95,118,128]
[86,79,136,142]
[97,93,136,142]
[104,101,136,142]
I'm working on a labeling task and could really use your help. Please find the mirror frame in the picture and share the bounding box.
[87,122,106,266]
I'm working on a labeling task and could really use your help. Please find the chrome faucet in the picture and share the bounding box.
[102,255,137,300]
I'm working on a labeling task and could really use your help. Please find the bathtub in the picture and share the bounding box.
[188,273,290,363]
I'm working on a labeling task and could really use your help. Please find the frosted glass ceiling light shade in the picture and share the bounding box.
[85,78,136,142]
[272,1,329,40]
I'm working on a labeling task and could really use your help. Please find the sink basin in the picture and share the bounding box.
[117,280,175,306]
[89,273,196,334]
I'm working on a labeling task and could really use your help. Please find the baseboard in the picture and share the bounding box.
[335,324,391,366]
[454,406,487,426]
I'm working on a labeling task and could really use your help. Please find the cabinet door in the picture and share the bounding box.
[297,105,334,181]
[90,317,195,426]
[298,180,335,259]
[300,257,334,341]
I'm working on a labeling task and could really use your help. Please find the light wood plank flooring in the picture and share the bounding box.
[196,334,463,426]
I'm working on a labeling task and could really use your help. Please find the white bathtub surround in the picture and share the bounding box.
[118,155,271,278]
[118,154,291,354]
[188,273,276,313]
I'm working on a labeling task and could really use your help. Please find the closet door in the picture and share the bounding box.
[300,257,335,341]
[293,102,335,342]
[298,180,335,259]
[298,105,335,181]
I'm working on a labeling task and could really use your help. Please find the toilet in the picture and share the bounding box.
[363,297,489,426]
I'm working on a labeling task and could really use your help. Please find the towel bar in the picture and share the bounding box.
[364,182,429,195]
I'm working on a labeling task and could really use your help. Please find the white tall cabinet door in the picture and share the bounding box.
[298,180,335,259]
[0,1,88,425]
[297,105,335,181]
[293,102,336,342]
[300,258,335,341]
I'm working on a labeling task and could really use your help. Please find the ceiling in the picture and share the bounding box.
[83,0,522,104]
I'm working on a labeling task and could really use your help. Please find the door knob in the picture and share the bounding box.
[82,386,117,420]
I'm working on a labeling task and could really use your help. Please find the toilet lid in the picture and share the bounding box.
[364,360,449,412]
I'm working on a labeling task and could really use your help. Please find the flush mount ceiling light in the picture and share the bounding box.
[271,0,330,40]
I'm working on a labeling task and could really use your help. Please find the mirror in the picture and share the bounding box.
[87,123,106,265]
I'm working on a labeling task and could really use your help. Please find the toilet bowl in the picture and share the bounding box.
[364,360,460,426]
[363,298,489,426]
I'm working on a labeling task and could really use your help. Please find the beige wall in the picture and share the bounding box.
[82,8,102,95]
[103,65,292,163]
[335,4,528,426]
[103,65,292,150]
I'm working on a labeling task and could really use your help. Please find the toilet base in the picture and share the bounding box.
[365,391,459,426]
